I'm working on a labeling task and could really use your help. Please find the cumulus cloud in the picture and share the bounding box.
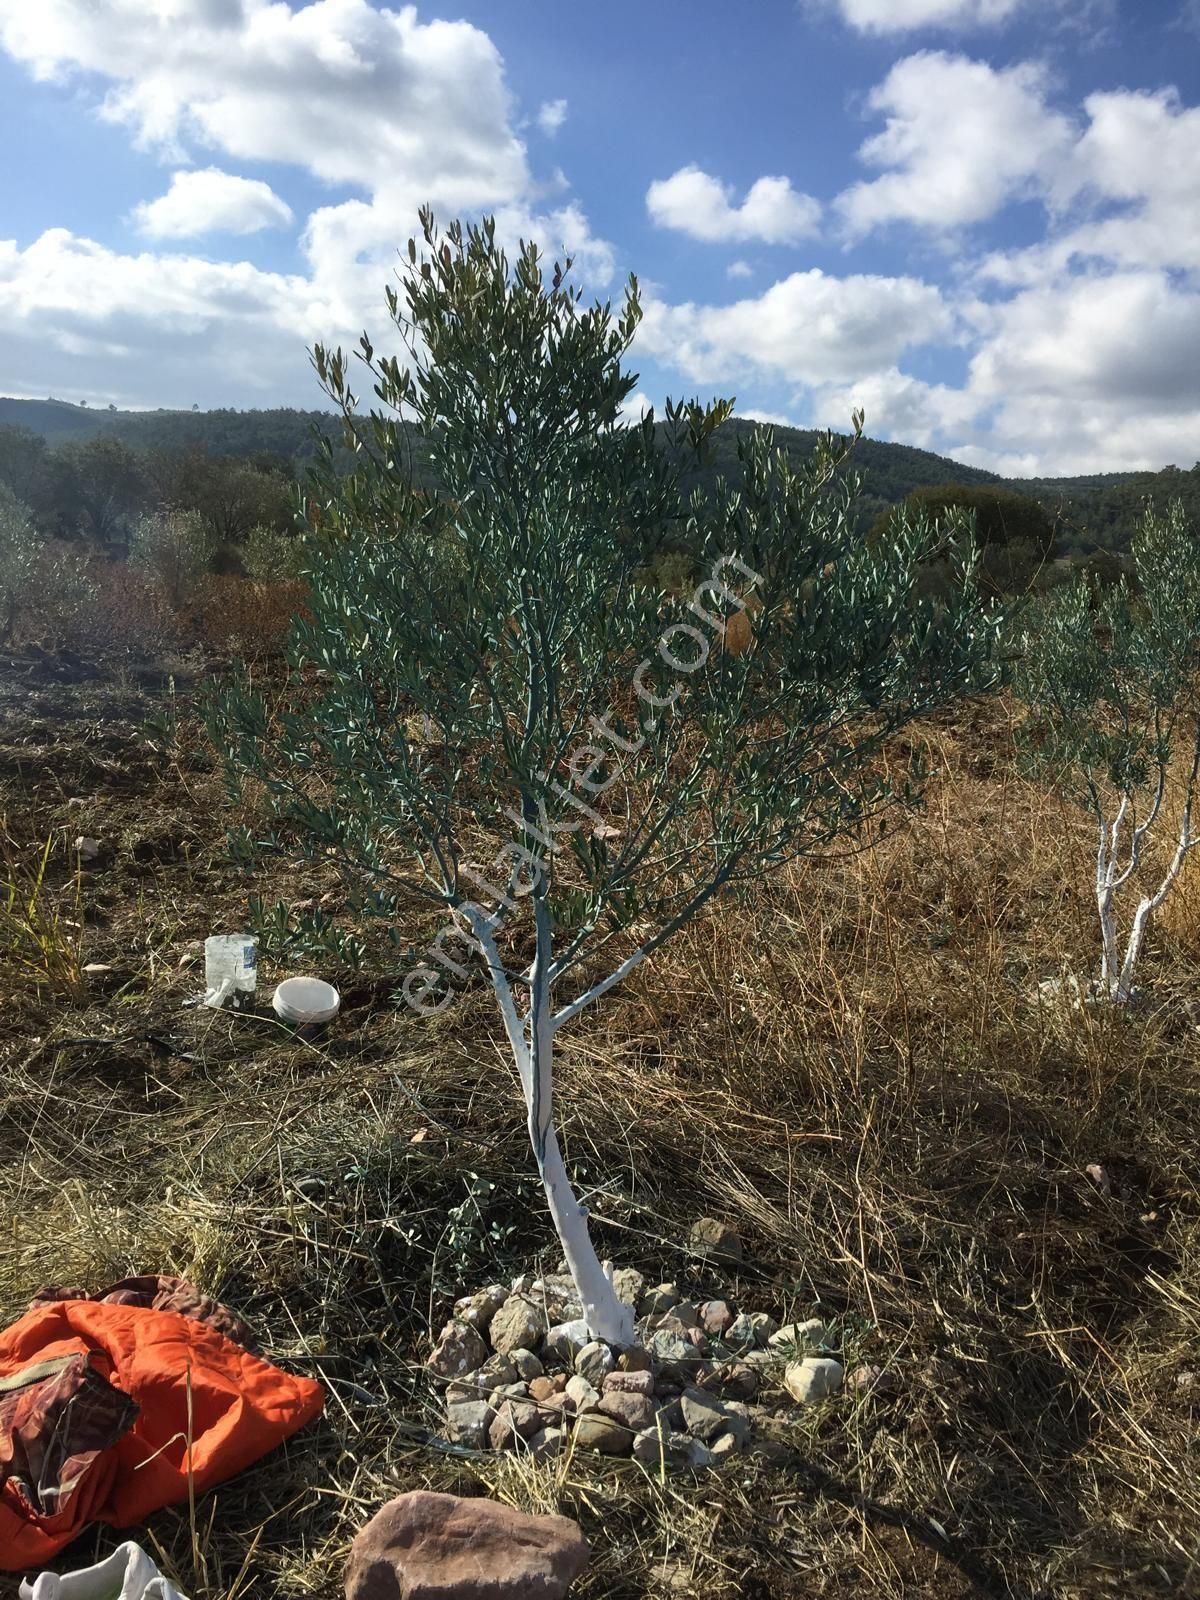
[637,270,955,387]
[537,97,567,135]
[133,168,294,238]
[0,0,617,408]
[0,228,326,407]
[836,53,1073,236]
[0,0,530,213]
[726,260,753,280]
[830,0,1024,30]
[647,166,821,244]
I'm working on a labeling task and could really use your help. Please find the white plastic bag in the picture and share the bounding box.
[203,932,257,1009]
[20,1541,189,1600]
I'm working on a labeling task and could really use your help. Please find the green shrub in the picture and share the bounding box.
[242,523,305,581]
[872,483,1057,597]
[0,484,95,645]
[128,508,214,608]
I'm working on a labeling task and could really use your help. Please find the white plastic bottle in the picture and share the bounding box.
[203,934,258,1009]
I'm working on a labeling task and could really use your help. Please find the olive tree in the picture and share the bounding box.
[208,213,1002,1344]
[1016,501,1200,1004]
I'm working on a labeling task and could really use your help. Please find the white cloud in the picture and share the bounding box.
[0,228,327,408]
[826,0,1111,32]
[637,270,955,388]
[647,166,821,245]
[726,259,753,280]
[618,389,654,424]
[133,167,294,238]
[0,0,531,214]
[831,0,1024,30]
[736,408,798,427]
[836,53,1073,236]
[0,0,617,410]
[537,97,567,135]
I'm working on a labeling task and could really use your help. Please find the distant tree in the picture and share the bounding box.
[1017,501,1200,1003]
[872,483,1057,596]
[0,426,50,509]
[49,435,147,546]
[145,445,292,543]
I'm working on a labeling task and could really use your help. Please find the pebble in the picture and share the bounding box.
[453,1284,509,1331]
[489,1296,548,1355]
[784,1357,844,1404]
[444,1398,493,1448]
[574,1340,615,1387]
[472,1354,519,1394]
[511,1348,544,1381]
[603,1369,656,1397]
[574,1412,634,1455]
[565,1374,601,1414]
[688,1218,743,1263]
[638,1283,681,1318]
[768,1319,827,1354]
[702,1360,759,1401]
[488,1397,543,1450]
[612,1268,646,1306]
[527,1426,564,1461]
[746,1312,779,1346]
[679,1386,728,1442]
[849,1364,901,1397]
[699,1300,735,1338]
[598,1390,656,1433]
[710,1430,740,1459]
[426,1320,489,1379]
[543,1319,590,1364]
[74,836,101,862]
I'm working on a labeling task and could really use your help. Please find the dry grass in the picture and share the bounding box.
[1,662,1199,1599]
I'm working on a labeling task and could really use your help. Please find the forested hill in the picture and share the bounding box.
[4,395,1197,553]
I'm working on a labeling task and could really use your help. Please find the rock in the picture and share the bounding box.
[82,962,114,976]
[511,1348,544,1381]
[710,1430,740,1459]
[445,1398,494,1449]
[698,1300,735,1338]
[632,1421,713,1470]
[602,1369,656,1397]
[598,1390,656,1432]
[612,1268,646,1306]
[618,1345,653,1373]
[473,1355,519,1394]
[722,1313,757,1352]
[702,1361,759,1401]
[528,1375,562,1404]
[344,1490,588,1600]
[488,1397,543,1450]
[768,1319,827,1354]
[573,1411,634,1455]
[656,1302,700,1332]
[679,1386,728,1443]
[490,1297,548,1355]
[564,1374,600,1414]
[719,1406,752,1446]
[453,1284,510,1331]
[574,1340,615,1387]
[528,1426,565,1461]
[295,1174,325,1196]
[74,836,101,863]
[746,1312,778,1346]
[511,1273,535,1295]
[783,1357,844,1404]
[427,1320,490,1379]
[494,1383,531,1400]
[688,1218,742,1264]
[637,1283,680,1318]
[543,1319,590,1365]
[645,1328,701,1378]
[849,1364,901,1397]
[529,1275,581,1321]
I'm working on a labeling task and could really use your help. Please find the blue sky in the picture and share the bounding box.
[1,0,1198,474]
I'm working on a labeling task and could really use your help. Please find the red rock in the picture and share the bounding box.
[345,1491,589,1599]
[602,1369,655,1397]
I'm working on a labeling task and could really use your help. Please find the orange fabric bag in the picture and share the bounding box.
[0,1300,324,1570]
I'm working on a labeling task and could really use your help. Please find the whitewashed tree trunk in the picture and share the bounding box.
[1091,729,1200,1004]
[467,907,636,1345]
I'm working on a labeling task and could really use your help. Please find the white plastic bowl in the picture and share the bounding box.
[272,976,341,1026]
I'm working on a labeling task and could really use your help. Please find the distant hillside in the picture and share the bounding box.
[4,395,1196,552]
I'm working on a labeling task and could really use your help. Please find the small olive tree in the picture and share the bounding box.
[208,213,1002,1343]
[128,507,213,608]
[1016,501,1200,1004]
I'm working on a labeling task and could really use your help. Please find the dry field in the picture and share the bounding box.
[1,645,1198,1599]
